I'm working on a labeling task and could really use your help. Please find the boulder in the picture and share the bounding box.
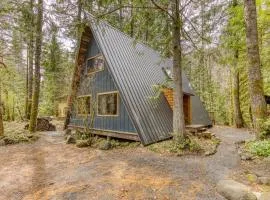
[217,180,257,200]
[66,135,76,144]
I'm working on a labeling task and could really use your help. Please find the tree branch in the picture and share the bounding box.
[97,4,161,18]
[150,0,174,19]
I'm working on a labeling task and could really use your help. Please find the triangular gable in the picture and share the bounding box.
[88,19,175,145]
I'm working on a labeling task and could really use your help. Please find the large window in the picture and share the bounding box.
[87,55,104,74]
[77,95,91,115]
[97,92,118,116]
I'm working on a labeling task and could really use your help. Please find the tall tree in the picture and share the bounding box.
[0,58,7,136]
[243,0,267,137]
[27,0,34,119]
[29,0,43,132]
[231,0,244,128]
[233,49,244,127]
[171,0,186,141]
[64,0,83,129]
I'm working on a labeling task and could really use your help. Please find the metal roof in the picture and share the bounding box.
[87,17,211,145]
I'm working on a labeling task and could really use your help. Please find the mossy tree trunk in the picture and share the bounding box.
[233,49,244,128]
[27,0,34,120]
[64,0,82,130]
[29,0,43,132]
[0,79,3,136]
[171,0,186,142]
[243,0,267,137]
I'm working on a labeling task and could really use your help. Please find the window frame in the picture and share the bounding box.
[86,54,104,75]
[76,94,92,116]
[97,91,119,117]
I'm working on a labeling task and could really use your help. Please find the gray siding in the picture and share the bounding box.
[69,38,137,133]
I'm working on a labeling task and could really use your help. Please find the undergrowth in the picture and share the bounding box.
[74,131,140,149]
[0,130,39,145]
[148,135,220,156]
[246,140,270,157]
[260,118,270,139]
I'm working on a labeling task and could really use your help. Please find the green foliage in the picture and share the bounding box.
[260,118,270,139]
[40,23,73,116]
[1,132,39,145]
[148,137,202,155]
[246,140,270,157]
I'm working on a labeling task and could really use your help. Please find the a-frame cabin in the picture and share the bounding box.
[66,18,212,145]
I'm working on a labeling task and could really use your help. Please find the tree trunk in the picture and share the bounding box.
[244,0,267,137]
[25,45,29,118]
[233,49,244,128]
[172,0,186,142]
[4,89,10,121]
[64,0,82,130]
[29,0,43,132]
[130,0,134,37]
[27,0,34,119]
[0,78,3,136]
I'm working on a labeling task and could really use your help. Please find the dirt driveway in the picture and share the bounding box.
[0,126,254,200]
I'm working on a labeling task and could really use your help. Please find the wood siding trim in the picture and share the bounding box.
[162,88,174,109]
[68,125,140,141]
[162,88,192,124]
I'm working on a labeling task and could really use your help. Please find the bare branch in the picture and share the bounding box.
[150,0,174,19]
[97,4,161,18]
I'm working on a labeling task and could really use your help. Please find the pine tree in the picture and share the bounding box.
[243,0,267,137]
[29,0,43,132]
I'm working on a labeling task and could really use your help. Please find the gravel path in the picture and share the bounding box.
[0,126,254,200]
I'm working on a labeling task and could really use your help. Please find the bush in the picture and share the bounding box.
[260,118,270,139]
[246,140,270,157]
[1,132,39,145]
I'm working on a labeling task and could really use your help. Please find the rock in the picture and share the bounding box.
[257,177,270,185]
[259,192,270,200]
[76,139,92,148]
[263,157,270,163]
[66,135,76,144]
[217,180,257,200]
[240,153,254,161]
[202,131,212,139]
[0,139,5,146]
[204,149,217,156]
[211,132,216,137]
[99,141,112,150]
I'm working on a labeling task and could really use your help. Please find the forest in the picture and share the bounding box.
[0,0,270,199]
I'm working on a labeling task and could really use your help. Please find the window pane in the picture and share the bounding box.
[87,55,104,74]
[98,93,118,116]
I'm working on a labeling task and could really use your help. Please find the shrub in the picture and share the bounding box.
[246,140,270,157]
[260,118,270,139]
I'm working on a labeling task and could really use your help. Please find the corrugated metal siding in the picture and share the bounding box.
[69,38,137,133]
[191,95,212,126]
[90,20,174,144]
